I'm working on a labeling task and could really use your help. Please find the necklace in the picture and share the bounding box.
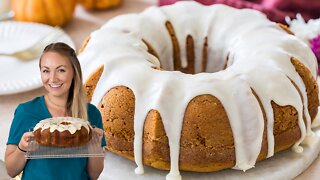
[46,95,66,108]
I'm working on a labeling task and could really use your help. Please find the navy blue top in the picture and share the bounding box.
[7,96,106,180]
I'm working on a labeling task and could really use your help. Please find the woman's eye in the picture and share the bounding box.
[42,70,49,73]
[58,69,66,73]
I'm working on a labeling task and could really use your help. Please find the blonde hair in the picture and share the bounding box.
[40,42,88,120]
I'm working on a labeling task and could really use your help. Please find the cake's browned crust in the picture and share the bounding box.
[291,57,319,120]
[252,89,268,161]
[142,39,159,60]
[85,65,104,102]
[80,36,104,102]
[166,21,195,74]
[33,126,92,147]
[223,53,229,70]
[79,36,91,54]
[96,85,303,172]
[272,102,301,152]
[186,35,195,73]
[81,22,319,171]
[277,23,294,35]
[202,37,208,72]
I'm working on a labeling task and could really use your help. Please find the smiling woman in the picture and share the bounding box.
[39,43,88,119]
[40,47,77,117]
[4,42,106,180]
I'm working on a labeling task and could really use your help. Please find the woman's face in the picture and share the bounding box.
[40,52,74,98]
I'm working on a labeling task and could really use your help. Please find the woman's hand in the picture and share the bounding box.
[87,127,105,180]
[5,131,34,178]
[18,131,34,152]
[88,127,104,154]
[92,127,104,145]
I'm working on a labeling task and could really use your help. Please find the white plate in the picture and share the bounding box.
[0,21,75,95]
[100,128,320,180]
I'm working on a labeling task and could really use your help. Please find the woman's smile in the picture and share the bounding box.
[49,83,63,88]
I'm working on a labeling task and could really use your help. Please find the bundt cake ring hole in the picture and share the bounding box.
[143,22,295,75]
[142,21,231,75]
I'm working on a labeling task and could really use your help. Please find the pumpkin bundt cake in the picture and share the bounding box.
[78,1,319,179]
[33,117,92,147]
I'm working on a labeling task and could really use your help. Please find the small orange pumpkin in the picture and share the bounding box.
[11,0,77,26]
[79,0,122,10]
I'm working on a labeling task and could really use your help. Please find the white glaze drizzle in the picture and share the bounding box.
[79,2,318,179]
[34,117,91,134]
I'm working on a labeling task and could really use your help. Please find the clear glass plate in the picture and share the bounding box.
[26,133,105,159]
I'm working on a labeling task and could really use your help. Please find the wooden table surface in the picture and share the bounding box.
[0,0,319,179]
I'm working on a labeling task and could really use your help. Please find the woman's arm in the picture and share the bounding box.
[87,128,105,180]
[87,156,104,180]
[5,132,33,178]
